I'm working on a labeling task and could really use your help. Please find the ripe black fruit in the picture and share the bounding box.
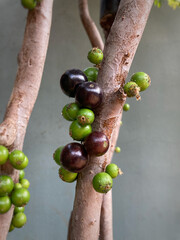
[60,69,88,97]
[75,82,103,109]
[84,131,109,156]
[61,143,88,173]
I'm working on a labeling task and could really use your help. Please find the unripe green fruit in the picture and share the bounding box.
[87,48,103,65]
[15,156,29,170]
[19,170,25,180]
[11,188,30,207]
[20,179,30,189]
[69,120,92,141]
[77,109,95,126]
[9,223,15,232]
[59,167,78,183]
[21,0,37,10]
[0,145,9,165]
[14,183,22,191]
[123,103,130,111]
[14,206,25,214]
[0,175,14,197]
[12,212,27,228]
[115,146,121,153]
[105,164,119,178]
[9,150,26,170]
[53,146,64,166]
[131,72,151,92]
[0,196,11,214]
[93,172,113,193]
[124,81,140,100]
[62,103,80,121]
[84,67,98,82]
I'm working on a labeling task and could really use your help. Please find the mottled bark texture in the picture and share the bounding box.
[79,0,104,50]
[69,1,154,239]
[0,1,53,239]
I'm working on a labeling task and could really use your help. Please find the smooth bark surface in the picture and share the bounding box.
[0,1,53,239]
[69,1,154,239]
[100,118,122,240]
[79,0,104,50]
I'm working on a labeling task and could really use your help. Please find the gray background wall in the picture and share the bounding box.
[0,1,180,239]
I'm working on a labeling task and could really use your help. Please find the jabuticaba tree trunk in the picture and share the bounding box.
[99,1,121,239]
[0,1,54,239]
[69,1,154,239]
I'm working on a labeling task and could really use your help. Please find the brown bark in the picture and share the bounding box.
[69,1,154,239]
[79,0,104,50]
[0,1,54,239]
[100,118,121,240]
[100,190,113,240]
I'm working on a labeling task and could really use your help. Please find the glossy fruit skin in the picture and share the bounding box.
[59,167,78,183]
[93,172,113,193]
[16,155,29,170]
[77,109,95,126]
[60,69,88,97]
[11,188,30,207]
[105,164,119,178]
[20,179,30,189]
[53,146,64,166]
[0,145,9,165]
[9,150,25,169]
[62,103,80,121]
[115,146,121,153]
[84,67,98,82]
[21,0,37,10]
[12,212,27,228]
[61,143,88,173]
[123,103,130,111]
[75,82,103,109]
[131,72,151,92]
[69,120,92,141]
[19,170,25,180]
[124,81,140,98]
[9,223,15,232]
[14,183,22,191]
[84,131,109,156]
[87,48,103,65]
[0,196,11,214]
[14,206,25,214]
[0,175,14,197]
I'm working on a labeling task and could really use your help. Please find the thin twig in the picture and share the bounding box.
[79,0,104,50]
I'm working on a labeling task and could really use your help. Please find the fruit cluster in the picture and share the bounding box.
[21,0,42,10]
[53,48,121,193]
[0,146,30,231]
[122,72,151,112]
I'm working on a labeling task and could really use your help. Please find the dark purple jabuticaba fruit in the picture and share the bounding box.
[61,142,88,173]
[60,69,88,97]
[84,131,109,156]
[75,82,103,109]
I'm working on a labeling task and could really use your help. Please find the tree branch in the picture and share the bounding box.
[69,1,154,239]
[79,0,104,50]
[0,1,54,239]
[100,117,122,240]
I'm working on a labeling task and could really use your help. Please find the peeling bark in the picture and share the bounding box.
[69,1,154,239]
[0,1,54,239]
[79,0,104,50]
